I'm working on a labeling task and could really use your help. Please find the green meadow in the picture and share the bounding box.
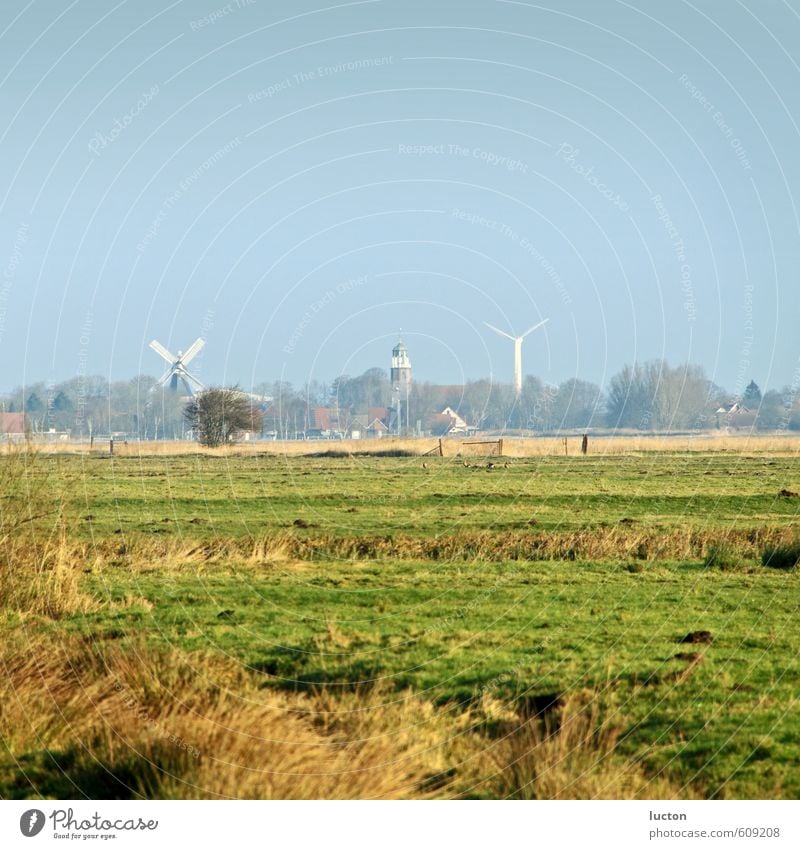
[2,448,799,798]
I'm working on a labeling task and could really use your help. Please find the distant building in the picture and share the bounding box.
[348,415,367,439]
[368,406,391,426]
[715,400,755,431]
[367,417,390,437]
[310,406,332,431]
[390,338,412,435]
[716,401,747,415]
[349,412,390,439]
[390,339,412,391]
[0,412,27,439]
[427,406,475,436]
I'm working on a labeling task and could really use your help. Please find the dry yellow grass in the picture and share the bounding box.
[7,432,800,458]
[15,521,789,578]
[0,636,439,799]
[73,524,794,569]
[488,695,692,800]
[0,447,96,618]
[498,433,800,457]
[0,635,690,800]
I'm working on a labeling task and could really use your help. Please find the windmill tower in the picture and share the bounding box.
[485,319,548,396]
[149,337,205,396]
[390,337,412,434]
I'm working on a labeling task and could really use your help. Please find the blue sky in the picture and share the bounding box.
[1,0,799,394]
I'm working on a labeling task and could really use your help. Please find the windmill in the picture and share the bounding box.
[149,337,205,396]
[485,319,549,396]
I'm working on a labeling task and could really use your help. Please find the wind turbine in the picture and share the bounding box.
[149,337,205,396]
[485,319,549,396]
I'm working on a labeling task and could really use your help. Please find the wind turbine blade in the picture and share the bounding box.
[181,337,205,365]
[520,318,549,339]
[149,340,175,363]
[157,367,172,386]
[484,322,516,341]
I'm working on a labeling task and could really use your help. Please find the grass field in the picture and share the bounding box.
[2,440,799,799]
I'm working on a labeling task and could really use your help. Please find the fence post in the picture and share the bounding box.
[581,433,588,455]
[498,438,504,457]
[438,438,443,457]
[563,437,568,456]
[109,437,114,456]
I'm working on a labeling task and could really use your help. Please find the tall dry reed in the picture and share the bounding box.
[0,447,94,617]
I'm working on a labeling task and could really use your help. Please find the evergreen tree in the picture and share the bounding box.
[52,391,73,411]
[743,380,762,407]
[25,393,43,412]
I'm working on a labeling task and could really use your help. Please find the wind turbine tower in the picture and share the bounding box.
[485,319,549,396]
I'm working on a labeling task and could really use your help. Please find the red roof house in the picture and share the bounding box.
[0,412,26,435]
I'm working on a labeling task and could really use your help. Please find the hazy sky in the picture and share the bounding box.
[2,0,799,394]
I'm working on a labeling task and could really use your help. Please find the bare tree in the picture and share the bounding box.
[551,378,604,430]
[184,387,263,447]
[606,360,711,431]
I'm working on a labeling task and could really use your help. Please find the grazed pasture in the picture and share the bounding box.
[1,443,798,798]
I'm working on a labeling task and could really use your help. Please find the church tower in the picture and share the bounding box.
[390,338,412,391]
[390,338,412,434]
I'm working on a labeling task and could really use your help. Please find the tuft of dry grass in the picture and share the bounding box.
[0,635,692,800]
[0,636,467,799]
[80,534,297,576]
[73,522,800,571]
[0,447,95,618]
[489,695,691,800]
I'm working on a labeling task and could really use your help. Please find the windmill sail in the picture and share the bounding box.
[149,337,205,396]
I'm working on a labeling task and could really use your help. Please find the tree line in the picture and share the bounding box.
[3,363,800,439]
